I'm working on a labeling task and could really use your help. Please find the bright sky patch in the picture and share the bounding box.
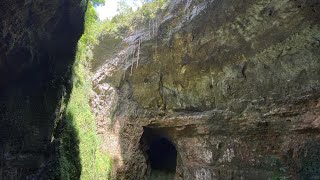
[96,0,143,20]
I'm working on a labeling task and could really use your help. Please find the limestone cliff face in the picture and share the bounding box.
[92,0,320,179]
[0,0,86,178]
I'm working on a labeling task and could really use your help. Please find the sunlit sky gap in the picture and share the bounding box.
[95,0,143,20]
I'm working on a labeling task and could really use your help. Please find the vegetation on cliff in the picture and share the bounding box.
[100,0,168,38]
[59,0,112,179]
[58,0,168,179]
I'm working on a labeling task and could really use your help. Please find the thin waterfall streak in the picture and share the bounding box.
[130,47,135,76]
[136,40,140,69]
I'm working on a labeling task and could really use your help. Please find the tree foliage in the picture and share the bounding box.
[91,0,106,6]
[100,0,168,38]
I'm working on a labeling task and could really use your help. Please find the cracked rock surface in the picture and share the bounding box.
[92,0,320,179]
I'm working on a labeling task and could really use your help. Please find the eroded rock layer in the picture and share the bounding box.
[0,0,86,178]
[92,0,320,179]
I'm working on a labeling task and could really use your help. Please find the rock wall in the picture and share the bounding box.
[0,0,86,179]
[92,0,320,179]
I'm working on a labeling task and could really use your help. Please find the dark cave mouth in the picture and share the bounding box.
[141,127,177,173]
[149,137,177,171]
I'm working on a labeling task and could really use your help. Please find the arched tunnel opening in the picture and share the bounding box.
[140,127,177,178]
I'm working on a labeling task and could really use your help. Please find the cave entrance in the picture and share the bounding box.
[140,127,177,179]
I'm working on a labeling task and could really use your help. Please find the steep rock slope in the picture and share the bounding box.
[0,0,86,178]
[92,0,320,179]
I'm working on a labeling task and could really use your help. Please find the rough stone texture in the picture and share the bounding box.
[92,0,320,179]
[0,0,86,179]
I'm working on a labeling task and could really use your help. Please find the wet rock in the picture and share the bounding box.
[92,0,320,179]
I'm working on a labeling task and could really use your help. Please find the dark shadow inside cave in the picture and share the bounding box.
[149,137,177,171]
[140,127,177,179]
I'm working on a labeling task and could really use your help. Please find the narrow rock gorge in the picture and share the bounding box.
[91,0,320,179]
[1,0,320,179]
